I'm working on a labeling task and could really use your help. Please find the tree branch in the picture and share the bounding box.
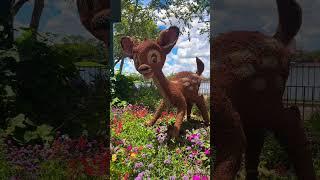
[13,0,28,16]
[29,0,44,33]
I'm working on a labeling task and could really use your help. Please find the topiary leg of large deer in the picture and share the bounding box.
[195,95,210,125]
[146,99,166,126]
[213,87,247,179]
[274,106,316,180]
[245,130,265,180]
[213,113,246,179]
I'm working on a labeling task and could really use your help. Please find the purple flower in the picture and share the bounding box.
[187,170,193,175]
[146,144,153,149]
[164,159,171,164]
[186,146,192,151]
[148,163,154,169]
[135,171,145,180]
[157,134,166,143]
[134,162,144,169]
[182,175,189,180]
[169,176,176,180]
[188,133,200,141]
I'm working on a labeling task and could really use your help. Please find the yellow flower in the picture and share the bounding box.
[112,154,117,162]
[130,152,137,159]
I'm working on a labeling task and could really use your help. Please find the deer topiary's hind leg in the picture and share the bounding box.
[274,106,316,180]
[195,95,209,125]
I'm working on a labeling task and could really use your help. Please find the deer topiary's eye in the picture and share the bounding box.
[147,49,161,64]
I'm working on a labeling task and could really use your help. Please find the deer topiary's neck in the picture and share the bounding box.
[152,70,172,101]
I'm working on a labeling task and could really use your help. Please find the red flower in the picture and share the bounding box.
[84,165,95,176]
[115,121,123,135]
[161,111,168,116]
[124,172,130,180]
[77,136,87,150]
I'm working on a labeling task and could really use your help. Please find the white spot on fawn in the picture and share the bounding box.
[183,82,191,87]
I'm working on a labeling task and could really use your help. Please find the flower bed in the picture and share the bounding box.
[110,104,211,179]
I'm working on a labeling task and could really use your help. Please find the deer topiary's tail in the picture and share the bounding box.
[273,0,302,46]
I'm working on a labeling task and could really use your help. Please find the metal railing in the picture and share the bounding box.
[76,62,320,120]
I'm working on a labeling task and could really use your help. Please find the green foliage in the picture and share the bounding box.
[1,28,108,139]
[0,46,19,125]
[38,160,68,179]
[112,71,137,103]
[111,72,161,110]
[260,133,290,169]
[148,0,209,35]
[2,114,54,145]
[0,138,13,179]
[15,29,82,129]
[133,83,161,110]
[112,97,128,108]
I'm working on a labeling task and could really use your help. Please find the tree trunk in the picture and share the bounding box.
[119,57,125,74]
[29,0,44,33]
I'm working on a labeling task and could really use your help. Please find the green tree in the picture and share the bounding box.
[148,0,210,36]
[113,0,159,73]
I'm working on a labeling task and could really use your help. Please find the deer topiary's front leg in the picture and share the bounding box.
[145,99,166,127]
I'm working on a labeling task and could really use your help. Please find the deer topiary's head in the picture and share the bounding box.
[121,26,180,79]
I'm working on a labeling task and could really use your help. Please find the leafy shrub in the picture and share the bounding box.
[1,29,107,138]
[112,72,136,104]
[133,83,161,111]
[2,114,54,145]
[15,30,82,128]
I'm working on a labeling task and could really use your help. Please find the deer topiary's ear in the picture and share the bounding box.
[157,26,180,55]
[121,37,135,58]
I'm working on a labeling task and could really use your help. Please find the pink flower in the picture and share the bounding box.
[201,176,209,180]
[127,145,132,151]
[192,175,201,180]
[192,150,198,156]
[204,149,210,155]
